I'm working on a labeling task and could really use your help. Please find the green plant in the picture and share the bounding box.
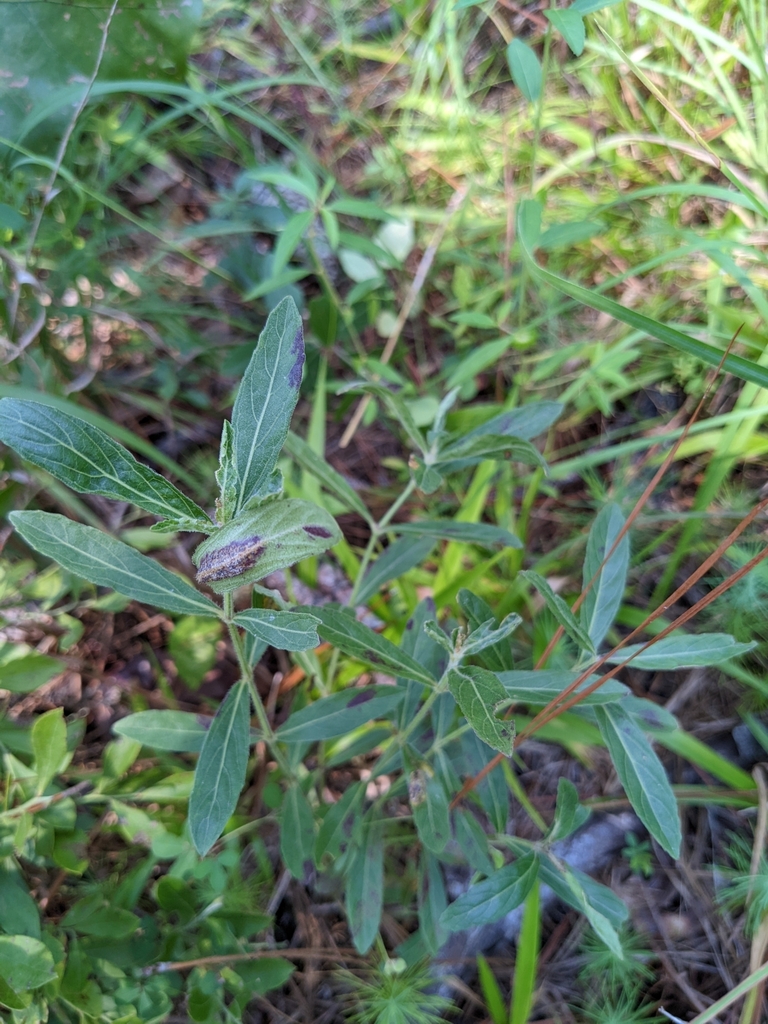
[622,833,654,878]
[339,953,453,1024]
[1,288,764,1024]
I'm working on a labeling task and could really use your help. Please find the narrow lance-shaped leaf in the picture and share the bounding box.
[606,633,756,669]
[394,520,522,550]
[440,853,539,932]
[284,430,373,524]
[234,608,320,652]
[506,39,543,101]
[580,503,629,651]
[10,512,222,618]
[193,500,341,594]
[306,605,439,687]
[189,680,251,855]
[280,787,316,879]
[113,711,210,752]
[32,708,66,795]
[276,686,405,744]
[438,433,547,470]
[356,535,436,605]
[520,570,595,654]
[458,589,514,672]
[232,296,304,512]
[0,399,211,531]
[447,666,515,755]
[595,703,681,858]
[409,769,450,855]
[346,824,384,954]
[215,420,238,525]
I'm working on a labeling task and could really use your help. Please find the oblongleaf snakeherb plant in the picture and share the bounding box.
[1,295,757,973]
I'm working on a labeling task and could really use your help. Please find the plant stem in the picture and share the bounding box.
[224,593,294,780]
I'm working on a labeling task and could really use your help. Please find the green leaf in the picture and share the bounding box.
[113,711,209,752]
[438,402,562,474]
[520,570,595,654]
[193,499,341,594]
[548,778,590,843]
[477,953,506,1024]
[547,859,624,957]
[447,666,515,754]
[357,536,436,604]
[339,382,426,453]
[457,590,514,672]
[545,9,586,55]
[273,210,314,274]
[453,809,494,875]
[506,39,543,101]
[0,399,210,530]
[346,824,383,954]
[234,608,320,652]
[0,653,62,693]
[281,787,316,879]
[316,783,365,861]
[308,605,439,687]
[2,0,201,148]
[497,669,628,704]
[394,520,521,550]
[580,503,629,651]
[10,512,222,618]
[31,708,66,796]
[284,431,373,523]
[517,200,768,392]
[510,881,540,1024]
[441,853,539,931]
[0,872,40,940]
[232,296,304,512]
[438,433,547,470]
[276,686,404,744]
[0,936,55,992]
[189,680,251,855]
[215,420,238,525]
[461,614,522,659]
[169,616,222,689]
[607,633,756,669]
[419,852,449,955]
[61,895,139,938]
[234,957,295,995]
[409,770,450,854]
[595,703,681,858]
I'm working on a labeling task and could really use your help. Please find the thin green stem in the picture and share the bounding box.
[224,593,294,779]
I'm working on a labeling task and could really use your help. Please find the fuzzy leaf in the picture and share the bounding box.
[11,511,221,618]
[595,703,681,858]
[0,399,210,530]
[280,787,316,879]
[441,853,538,931]
[308,606,439,687]
[520,570,595,654]
[447,666,514,754]
[580,503,629,650]
[189,680,251,855]
[346,824,383,954]
[113,711,210,752]
[232,297,304,512]
[276,686,404,743]
[234,608,320,651]
[192,500,341,594]
[607,633,756,670]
